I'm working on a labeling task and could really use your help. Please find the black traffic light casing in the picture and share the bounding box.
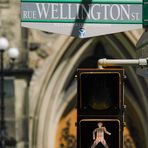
[77,68,124,148]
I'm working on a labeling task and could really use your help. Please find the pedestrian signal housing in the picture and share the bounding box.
[77,69,125,148]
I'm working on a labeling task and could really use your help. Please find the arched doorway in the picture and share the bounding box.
[29,31,148,148]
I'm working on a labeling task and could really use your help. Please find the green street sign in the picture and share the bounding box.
[144,0,148,26]
[21,0,148,38]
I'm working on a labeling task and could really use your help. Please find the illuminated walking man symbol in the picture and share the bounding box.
[91,122,111,148]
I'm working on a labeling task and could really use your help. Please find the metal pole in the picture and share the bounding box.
[98,58,148,67]
[0,50,5,148]
[0,38,18,147]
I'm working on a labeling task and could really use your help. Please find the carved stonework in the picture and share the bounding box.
[0,0,21,67]
[124,128,136,148]
[56,110,77,148]
[0,0,21,46]
[0,0,9,9]
[59,119,76,148]
[27,29,60,69]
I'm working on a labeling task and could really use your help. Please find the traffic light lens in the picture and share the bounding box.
[88,92,113,110]
[81,73,119,111]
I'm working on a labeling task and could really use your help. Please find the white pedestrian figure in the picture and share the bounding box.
[91,122,111,148]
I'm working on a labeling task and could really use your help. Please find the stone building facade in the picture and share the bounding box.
[0,0,148,148]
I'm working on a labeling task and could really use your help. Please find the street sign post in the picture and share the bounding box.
[21,0,148,38]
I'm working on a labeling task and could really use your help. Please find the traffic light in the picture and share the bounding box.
[77,69,124,148]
